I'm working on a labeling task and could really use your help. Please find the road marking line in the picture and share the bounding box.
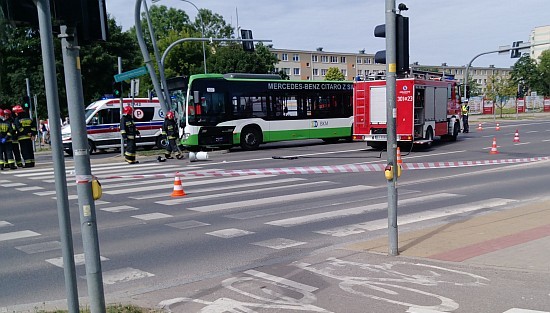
[0,230,40,242]
[244,269,318,293]
[46,253,109,267]
[206,228,255,238]
[188,185,375,213]
[166,220,210,230]
[251,238,306,250]
[16,241,62,254]
[267,193,461,228]
[131,213,173,220]
[100,267,154,285]
[156,180,331,205]
[16,186,44,191]
[100,205,139,213]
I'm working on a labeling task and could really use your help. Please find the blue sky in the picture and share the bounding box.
[106,0,550,69]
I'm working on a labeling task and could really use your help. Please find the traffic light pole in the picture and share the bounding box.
[60,25,106,313]
[34,1,80,312]
[385,0,399,256]
[118,57,125,157]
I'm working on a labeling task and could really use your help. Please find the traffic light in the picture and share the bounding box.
[113,81,129,98]
[0,0,39,27]
[510,41,523,58]
[51,0,109,42]
[22,95,31,112]
[374,14,410,74]
[241,29,254,52]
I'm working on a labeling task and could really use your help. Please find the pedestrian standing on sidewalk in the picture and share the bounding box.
[461,100,470,133]
[12,105,36,168]
[162,111,183,160]
[120,105,140,164]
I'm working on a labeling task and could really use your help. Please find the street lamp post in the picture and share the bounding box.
[153,0,207,74]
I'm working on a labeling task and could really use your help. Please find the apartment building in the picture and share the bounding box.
[269,47,511,93]
[530,25,550,62]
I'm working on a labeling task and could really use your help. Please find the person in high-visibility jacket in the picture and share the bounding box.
[120,106,140,164]
[461,100,470,133]
[0,110,17,170]
[162,111,183,160]
[4,109,23,167]
[12,105,36,167]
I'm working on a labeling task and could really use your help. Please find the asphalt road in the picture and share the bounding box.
[2,117,550,312]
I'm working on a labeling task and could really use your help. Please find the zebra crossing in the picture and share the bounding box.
[1,160,518,288]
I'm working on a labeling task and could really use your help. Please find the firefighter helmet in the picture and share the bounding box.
[122,106,133,115]
[12,105,24,114]
[4,109,11,117]
[166,111,175,119]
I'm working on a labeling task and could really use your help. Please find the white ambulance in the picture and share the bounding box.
[62,98,167,155]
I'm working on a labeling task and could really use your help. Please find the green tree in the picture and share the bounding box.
[325,67,345,81]
[485,74,516,118]
[536,50,550,96]
[510,54,538,96]
[208,42,277,74]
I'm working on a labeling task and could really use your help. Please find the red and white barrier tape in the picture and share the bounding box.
[91,156,550,180]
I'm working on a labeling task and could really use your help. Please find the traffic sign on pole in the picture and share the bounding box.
[114,66,148,82]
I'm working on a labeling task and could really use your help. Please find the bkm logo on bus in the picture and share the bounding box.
[311,120,329,127]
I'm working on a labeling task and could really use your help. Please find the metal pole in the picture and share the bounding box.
[60,25,106,313]
[34,1,79,312]
[33,94,39,151]
[25,78,33,118]
[385,0,398,256]
[180,0,207,74]
[118,57,125,157]
[134,0,170,115]
[143,0,172,108]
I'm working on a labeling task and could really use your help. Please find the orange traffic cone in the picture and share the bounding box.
[513,129,520,143]
[477,123,483,131]
[171,173,186,197]
[495,123,500,131]
[489,137,499,154]
[396,146,403,165]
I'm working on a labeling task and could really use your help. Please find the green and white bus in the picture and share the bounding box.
[169,73,354,151]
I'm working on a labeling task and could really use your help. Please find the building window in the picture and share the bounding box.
[321,69,328,76]
[306,62,310,67]
[282,68,290,75]
[273,53,278,59]
[330,56,338,63]
[313,68,319,76]
[321,55,329,63]
[293,68,300,75]
[357,69,363,76]
[365,58,371,64]
[357,58,362,64]
[340,56,346,63]
[341,69,347,76]
[312,55,318,62]
[282,53,288,61]
[292,54,300,62]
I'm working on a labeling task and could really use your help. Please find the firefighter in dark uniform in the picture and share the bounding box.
[12,105,36,167]
[120,105,140,164]
[162,111,183,160]
[4,109,23,167]
[0,109,17,170]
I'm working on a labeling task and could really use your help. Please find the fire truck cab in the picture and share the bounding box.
[353,77,462,149]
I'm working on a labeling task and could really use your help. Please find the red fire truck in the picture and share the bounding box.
[353,77,462,149]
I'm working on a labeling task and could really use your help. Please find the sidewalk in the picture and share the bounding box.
[346,197,550,273]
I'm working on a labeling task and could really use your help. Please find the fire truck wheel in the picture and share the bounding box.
[451,121,460,141]
[425,128,434,147]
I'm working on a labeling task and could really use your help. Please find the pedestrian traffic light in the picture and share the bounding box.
[51,0,109,42]
[374,14,410,75]
[241,29,254,52]
[510,41,523,58]
[22,96,31,112]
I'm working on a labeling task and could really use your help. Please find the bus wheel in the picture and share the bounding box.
[240,127,261,150]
